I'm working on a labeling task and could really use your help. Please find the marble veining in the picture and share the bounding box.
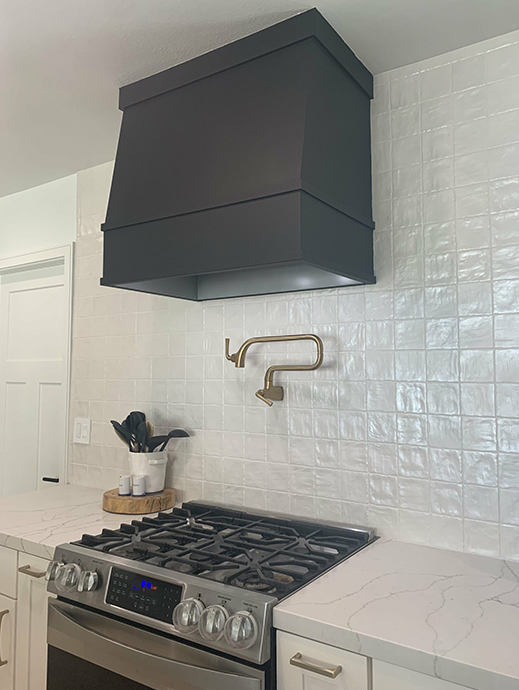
[274,539,519,690]
[0,485,155,559]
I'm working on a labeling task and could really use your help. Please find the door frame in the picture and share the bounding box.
[0,244,74,487]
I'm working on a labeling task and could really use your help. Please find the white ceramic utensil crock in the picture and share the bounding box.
[128,452,167,494]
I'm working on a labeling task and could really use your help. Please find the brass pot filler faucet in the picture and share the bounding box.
[225,334,324,406]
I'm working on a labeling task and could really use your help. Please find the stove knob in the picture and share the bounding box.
[78,570,99,593]
[172,598,205,634]
[45,561,63,581]
[198,605,229,641]
[224,611,258,650]
[54,563,82,593]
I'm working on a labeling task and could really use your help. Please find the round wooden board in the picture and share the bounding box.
[103,488,176,515]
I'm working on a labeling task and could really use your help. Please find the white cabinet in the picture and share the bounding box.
[0,593,16,690]
[373,660,471,690]
[277,631,369,690]
[15,554,50,690]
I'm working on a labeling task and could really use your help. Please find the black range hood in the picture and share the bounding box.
[101,9,375,301]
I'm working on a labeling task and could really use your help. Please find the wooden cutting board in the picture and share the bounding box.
[102,488,176,515]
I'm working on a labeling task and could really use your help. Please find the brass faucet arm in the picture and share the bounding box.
[225,333,324,406]
[226,334,323,368]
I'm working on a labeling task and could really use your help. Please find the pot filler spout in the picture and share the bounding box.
[101,9,375,301]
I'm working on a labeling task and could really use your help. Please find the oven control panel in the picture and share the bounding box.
[106,568,183,623]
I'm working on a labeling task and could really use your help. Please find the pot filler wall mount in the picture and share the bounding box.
[100,9,375,301]
[225,334,323,406]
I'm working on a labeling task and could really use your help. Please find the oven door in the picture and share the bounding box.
[47,599,266,690]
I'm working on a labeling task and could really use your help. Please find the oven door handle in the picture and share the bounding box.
[48,600,263,690]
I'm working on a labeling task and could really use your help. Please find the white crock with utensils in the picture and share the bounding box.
[129,452,167,494]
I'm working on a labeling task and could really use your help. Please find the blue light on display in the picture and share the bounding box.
[132,580,157,592]
[131,579,157,591]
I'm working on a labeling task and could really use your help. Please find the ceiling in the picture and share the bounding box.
[2,0,519,199]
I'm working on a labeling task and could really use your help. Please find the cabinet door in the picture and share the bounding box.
[0,593,16,690]
[15,555,50,690]
[277,631,369,690]
[373,660,471,690]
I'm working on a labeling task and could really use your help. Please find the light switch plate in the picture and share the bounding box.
[73,417,91,444]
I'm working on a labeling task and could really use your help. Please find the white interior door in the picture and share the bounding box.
[0,246,73,497]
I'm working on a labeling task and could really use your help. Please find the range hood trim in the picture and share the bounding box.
[101,185,375,235]
[119,9,373,111]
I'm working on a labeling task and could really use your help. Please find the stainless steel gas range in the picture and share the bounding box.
[45,501,376,690]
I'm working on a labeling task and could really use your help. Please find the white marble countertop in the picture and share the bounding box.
[274,539,519,690]
[0,485,154,559]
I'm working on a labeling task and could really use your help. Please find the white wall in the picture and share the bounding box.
[69,30,519,562]
[0,175,77,259]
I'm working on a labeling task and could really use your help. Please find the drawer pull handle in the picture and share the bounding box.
[0,609,9,667]
[19,564,46,579]
[290,652,342,679]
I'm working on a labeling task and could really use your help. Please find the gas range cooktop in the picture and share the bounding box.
[72,501,373,599]
[47,502,376,665]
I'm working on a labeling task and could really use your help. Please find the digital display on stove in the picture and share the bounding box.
[106,567,182,623]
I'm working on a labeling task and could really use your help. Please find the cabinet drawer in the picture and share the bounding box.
[373,660,470,689]
[277,631,369,690]
[0,546,18,599]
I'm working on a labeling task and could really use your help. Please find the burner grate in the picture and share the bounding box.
[72,503,372,598]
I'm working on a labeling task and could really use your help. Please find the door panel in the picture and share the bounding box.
[277,631,369,690]
[2,382,29,495]
[7,283,65,362]
[0,247,72,496]
[0,593,16,690]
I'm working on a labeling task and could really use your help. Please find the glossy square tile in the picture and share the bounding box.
[399,445,429,478]
[396,351,426,381]
[427,382,460,415]
[461,383,495,416]
[499,453,519,488]
[396,382,426,413]
[463,451,497,486]
[429,448,462,482]
[452,54,485,92]
[393,290,424,323]
[431,482,463,516]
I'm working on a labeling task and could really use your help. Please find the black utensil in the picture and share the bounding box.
[158,429,190,452]
[136,421,148,453]
[110,420,133,450]
[123,411,145,433]
[146,435,169,452]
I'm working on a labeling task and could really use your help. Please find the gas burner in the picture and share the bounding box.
[72,502,374,599]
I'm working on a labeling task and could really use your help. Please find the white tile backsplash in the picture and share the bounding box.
[70,32,519,561]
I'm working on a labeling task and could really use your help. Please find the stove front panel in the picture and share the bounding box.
[47,544,276,665]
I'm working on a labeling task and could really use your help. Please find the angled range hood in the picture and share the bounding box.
[101,9,375,301]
